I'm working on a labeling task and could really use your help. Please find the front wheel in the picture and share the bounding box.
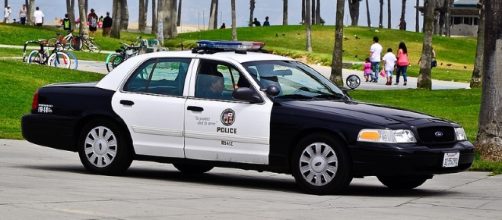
[47,52,71,69]
[377,175,431,190]
[291,134,352,195]
[78,120,132,175]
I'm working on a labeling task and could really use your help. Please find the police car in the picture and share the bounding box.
[22,41,474,194]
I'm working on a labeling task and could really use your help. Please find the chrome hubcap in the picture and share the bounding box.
[299,142,338,186]
[84,126,117,168]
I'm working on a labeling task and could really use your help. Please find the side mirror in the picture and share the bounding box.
[340,88,352,101]
[233,87,263,103]
[264,85,280,97]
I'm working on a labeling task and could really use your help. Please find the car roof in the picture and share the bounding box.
[96,50,294,91]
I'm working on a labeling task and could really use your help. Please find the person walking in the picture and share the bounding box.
[87,9,98,36]
[263,16,270,26]
[102,12,112,37]
[63,14,72,32]
[253,18,261,27]
[395,42,410,86]
[369,36,383,82]
[19,4,27,25]
[34,7,44,26]
[4,6,11,23]
[382,48,397,86]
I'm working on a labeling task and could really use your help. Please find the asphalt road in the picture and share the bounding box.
[1,139,501,220]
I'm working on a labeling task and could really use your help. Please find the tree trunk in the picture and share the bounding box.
[78,0,89,39]
[4,0,7,23]
[156,0,164,43]
[387,0,391,29]
[231,0,237,40]
[84,0,88,15]
[302,0,305,24]
[379,0,383,28]
[477,0,502,161]
[248,0,255,27]
[311,0,316,25]
[445,0,453,36]
[66,0,76,31]
[470,0,485,88]
[163,0,177,39]
[415,0,420,32]
[331,0,345,87]
[282,0,288,25]
[171,0,178,37]
[120,0,128,30]
[111,0,121,38]
[152,0,157,34]
[417,0,435,89]
[348,0,360,26]
[139,0,146,32]
[208,0,218,29]
[177,0,182,26]
[365,0,371,27]
[315,0,320,24]
[28,0,35,25]
[305,0,312,52]
[399,0,407,30]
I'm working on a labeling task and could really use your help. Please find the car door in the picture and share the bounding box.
[111,58,193,158]
[184,59,273,165]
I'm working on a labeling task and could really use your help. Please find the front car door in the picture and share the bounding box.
[112,57,193,158]
[184,59,273,165]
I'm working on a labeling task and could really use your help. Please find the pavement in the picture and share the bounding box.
[1,139,501,219]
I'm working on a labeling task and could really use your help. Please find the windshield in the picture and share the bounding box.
[242,60,345,99]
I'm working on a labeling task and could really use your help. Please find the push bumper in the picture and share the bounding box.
[21,114,79,152]
[350,141,475,176]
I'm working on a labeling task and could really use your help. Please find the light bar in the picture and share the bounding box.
[196,40,265,51]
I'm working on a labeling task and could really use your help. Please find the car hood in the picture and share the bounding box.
[280,100,447,127]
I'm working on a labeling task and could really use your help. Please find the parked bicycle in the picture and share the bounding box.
[105,42,144,72]
[23,39,77,69]
[58,31,101,52]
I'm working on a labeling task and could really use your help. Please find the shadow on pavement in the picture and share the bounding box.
[19,164,458,197]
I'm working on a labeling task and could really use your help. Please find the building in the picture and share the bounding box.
[450,0,480,36]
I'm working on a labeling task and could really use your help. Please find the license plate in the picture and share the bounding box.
[442,152,460,168]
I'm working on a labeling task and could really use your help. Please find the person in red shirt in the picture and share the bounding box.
[87,9,98,36]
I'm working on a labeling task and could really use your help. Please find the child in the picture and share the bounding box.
[382,48,397,86]
[363,58,372,82]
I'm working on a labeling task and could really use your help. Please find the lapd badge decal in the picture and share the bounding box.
[221,109,235,126]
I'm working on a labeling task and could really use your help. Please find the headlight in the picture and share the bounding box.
[454,127,467,141]
[357,129,417,143]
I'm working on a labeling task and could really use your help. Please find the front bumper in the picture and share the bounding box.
[21,114,79,152]
[350,141,475,176]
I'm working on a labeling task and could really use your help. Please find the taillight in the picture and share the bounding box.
[31,91,39,112]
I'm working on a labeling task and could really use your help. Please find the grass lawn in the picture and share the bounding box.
[166,25,476,82]
[0,60,103,139]
[0,23,154,51]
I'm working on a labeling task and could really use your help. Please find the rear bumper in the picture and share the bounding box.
[350,141,475,176]
[21,114,79,152]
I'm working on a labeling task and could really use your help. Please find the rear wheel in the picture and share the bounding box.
[78,120,132,175]
[27,50,43,64]
[110,54,125,70]
[105,53,120,72]
[377,175,430,190]
[173,163,214,174]
[291,134,352,195]
[48,52,71,68]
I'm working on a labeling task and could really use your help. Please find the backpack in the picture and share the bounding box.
[90,17,97,28]
[63,18,71,30]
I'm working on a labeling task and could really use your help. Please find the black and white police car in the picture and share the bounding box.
[22,40,474,194]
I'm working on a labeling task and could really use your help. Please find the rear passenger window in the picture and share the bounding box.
[124,58,191,96]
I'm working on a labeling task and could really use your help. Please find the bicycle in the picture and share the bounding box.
[105,41,145,72]
[23,39,72,69]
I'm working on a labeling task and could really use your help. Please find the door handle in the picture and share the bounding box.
[120,100,134,106]
[187,106,204,112]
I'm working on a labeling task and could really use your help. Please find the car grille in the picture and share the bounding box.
[417,126,455,145]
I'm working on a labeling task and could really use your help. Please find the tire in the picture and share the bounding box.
[27,50,43,64]
[291,134,352,195]
[346,74,361,89]
[110,54,125,70]
[377,175,430,190]
[48,52,71,69]
[78,119,133,175]
[105,53,120,72]
[71,37,82,51]
[65,51,79,70]
[173,163,214,174]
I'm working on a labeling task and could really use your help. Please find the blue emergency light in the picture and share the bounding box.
[196,40,265,51]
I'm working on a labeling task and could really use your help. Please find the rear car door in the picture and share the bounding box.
[112,58,193,158]
[184,59,273,165]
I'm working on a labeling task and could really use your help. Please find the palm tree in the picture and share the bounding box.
[120,0,129,30]
[311,0,316,25]
[399,0,407,30]
[248,0,255,27]
[177,0,182,26]
[77,0,89,39]
[156,0,163,42]
[208,0,218,29]
[305,0,312,52]
[348,0,361,26]
[415,0,419,32]
[330,0,345,87]
[152,0,157,34]
[302,0,305,24]
[417,0,435,89]
[3,0,8,23]
[283,0,288,25]
[111,0,122,38]
[28,0,35,25]
[470,0,485,88]
[379,0,383,28]
[387,0,391,29]
[365,0,371,27]
[477,0,502,161]
[66,0,76,31]
[315,0,320,24]
[139,0,147,33]
[163,0,177,39]
[231,0,237,40]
